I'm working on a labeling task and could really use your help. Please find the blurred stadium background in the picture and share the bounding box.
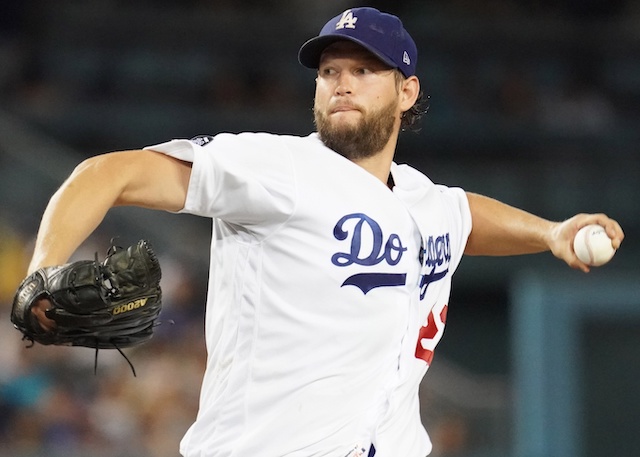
[0,1,639,456]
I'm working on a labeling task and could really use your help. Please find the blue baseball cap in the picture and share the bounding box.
[298,7,417,78]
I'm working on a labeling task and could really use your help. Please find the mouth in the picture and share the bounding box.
[330,105,361,115]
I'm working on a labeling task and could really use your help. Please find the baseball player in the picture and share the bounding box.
[21,7,623,457]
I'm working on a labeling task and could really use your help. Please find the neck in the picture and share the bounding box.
[352,154,393,184]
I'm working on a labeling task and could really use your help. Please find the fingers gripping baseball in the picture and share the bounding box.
[551,213,624,272]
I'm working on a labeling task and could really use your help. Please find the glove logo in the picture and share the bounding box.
[15,276,40,308]
[112,297,149,315]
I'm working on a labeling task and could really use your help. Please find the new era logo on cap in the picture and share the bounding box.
[298,7,418,78]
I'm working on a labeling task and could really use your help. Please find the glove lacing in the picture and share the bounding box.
[93,339,138,377]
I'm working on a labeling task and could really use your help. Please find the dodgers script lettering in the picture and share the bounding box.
[331,213,407,294]
[332,213,407,267]
[419,234,451,299]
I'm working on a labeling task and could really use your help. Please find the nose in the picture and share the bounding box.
[335,72,353,96]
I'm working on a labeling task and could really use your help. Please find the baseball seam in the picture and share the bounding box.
[584,231,595,264]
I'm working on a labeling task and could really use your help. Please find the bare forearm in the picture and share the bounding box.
[464,192,556,256]
[28,150,190,273]
[464,192,625,273]
[28,159,125,272]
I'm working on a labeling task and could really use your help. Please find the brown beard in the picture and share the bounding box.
[314,99,398,160]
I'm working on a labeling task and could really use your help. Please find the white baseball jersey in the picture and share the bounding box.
[145,133,472,457]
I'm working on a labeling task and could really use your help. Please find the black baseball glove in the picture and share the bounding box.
[11,240,162,351]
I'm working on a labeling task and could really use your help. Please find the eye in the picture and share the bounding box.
[319,66,337,77]
[354,67,372,75]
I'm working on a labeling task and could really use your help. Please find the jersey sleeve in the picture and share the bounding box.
[435,185,472,273]
[144,133,297,233]
[391,163,472,276]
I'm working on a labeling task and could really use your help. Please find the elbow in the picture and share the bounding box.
[61,153,128,206]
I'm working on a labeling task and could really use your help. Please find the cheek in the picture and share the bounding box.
[313,84,331,109]
[369,83,397,105]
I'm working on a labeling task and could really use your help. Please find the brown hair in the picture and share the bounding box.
[394,70,429,132]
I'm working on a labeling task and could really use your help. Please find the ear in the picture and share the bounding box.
[399,75,420,112]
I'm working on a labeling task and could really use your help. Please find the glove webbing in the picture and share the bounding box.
[93,241,152,376]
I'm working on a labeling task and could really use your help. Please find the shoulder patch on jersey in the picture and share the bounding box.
[189,135,214,146]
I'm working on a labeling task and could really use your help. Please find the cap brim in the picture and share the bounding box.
[298,34,397,71]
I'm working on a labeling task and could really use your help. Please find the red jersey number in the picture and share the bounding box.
[415,304,448,365]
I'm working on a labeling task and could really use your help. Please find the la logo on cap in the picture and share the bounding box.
[336,9,358,29]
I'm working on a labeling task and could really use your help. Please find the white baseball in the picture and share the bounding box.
[573,224,616,266]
